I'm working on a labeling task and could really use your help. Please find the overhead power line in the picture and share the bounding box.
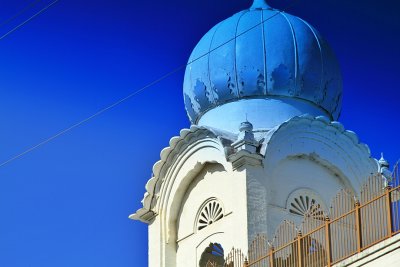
[0,1,298,168]
[0,66,183,168]
[0,0,43,28]
[0,0,60,41]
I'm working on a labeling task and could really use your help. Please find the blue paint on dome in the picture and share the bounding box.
[183,1,342,125]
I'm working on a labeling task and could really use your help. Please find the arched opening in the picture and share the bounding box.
[199,243,225,267]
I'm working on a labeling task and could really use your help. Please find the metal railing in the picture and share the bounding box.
[208,169,400,267]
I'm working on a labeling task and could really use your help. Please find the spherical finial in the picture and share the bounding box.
[251,0,271,9]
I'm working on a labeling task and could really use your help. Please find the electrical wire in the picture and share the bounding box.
[0,66,183,168]
[0,0,59,41]
[0,1,298,168]
[0,0,43,28]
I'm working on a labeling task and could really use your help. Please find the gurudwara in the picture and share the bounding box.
[130,1,400,266]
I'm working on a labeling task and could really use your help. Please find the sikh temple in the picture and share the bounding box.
[130,1,400,266]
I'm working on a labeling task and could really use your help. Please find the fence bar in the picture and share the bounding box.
[296,232,303,267]
[325,217,332,267]
[269,246,274,267]
[385,186,393,238]
[244,184,400,267]
[354,201,362,252]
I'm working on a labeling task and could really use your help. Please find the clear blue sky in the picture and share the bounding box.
[0,0,399,266]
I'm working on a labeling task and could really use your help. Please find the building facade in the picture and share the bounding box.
[130,1,398,266]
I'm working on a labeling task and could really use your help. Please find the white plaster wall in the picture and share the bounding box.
[262,117,377,195]
[148,218,161,267]
[246,167,269,242]
[176,164,248,267]
[268,157,344,219]
[143,118,379,267]
[148,136,250,267]
[255,117,378,238]
[268,157,345,206]
[157,139,229,267]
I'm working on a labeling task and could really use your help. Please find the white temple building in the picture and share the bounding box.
[130,1,400,266]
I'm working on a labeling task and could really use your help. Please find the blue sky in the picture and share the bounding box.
[0,0,399,266]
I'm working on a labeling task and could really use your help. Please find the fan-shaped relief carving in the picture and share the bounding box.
[287,189,327,221]
[197,199,224,231]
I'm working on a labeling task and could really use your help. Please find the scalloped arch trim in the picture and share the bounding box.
[260,115,378,193]
[129,125,232,223]
[260,115,371,157]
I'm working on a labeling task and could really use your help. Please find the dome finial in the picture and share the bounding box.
[379,152,389,168]
[251,0,271,9]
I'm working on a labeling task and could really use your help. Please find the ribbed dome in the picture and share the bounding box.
[183,1,342,131]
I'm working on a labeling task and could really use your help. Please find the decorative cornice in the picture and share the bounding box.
[129,125,234,223]
[259,114,379,191]
[130,115,379,223]
[260,115,372,159]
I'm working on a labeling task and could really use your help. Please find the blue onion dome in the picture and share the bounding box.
[183,0,342,132]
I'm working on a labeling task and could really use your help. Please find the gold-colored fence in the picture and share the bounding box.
[207,173,400,267]
[252,175,400,267]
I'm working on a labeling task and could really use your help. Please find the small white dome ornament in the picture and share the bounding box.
[228,120,263,170]
[232,121,258,153]
[379,153,393,186]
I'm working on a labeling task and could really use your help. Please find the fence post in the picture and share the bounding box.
[355,200,362,253]
[269,246,274,267]
[325,217,332,267]
[297,231,303,267]
[385,185,393,237]
[243,257,249,267]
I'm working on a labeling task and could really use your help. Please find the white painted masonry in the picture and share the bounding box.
[130,117,379,267]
